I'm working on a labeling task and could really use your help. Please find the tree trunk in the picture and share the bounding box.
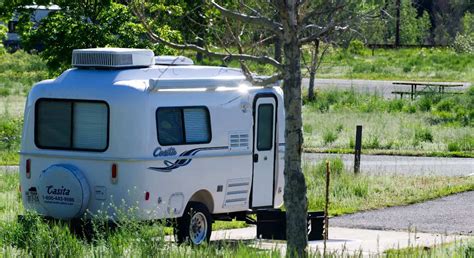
[395,0,401,47]
[307,39,320,101]
[274,37,282,63]
[278,1,308,257]
[196,38,204,63]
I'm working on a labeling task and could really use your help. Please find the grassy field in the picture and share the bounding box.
[310,46,474,82]
[385,239,474,257]
[305,159,474,215]
[0,51,48,97]
[1,159,473,256]
[303,89,474,156]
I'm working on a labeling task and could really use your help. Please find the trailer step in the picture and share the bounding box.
[256,209,325,241]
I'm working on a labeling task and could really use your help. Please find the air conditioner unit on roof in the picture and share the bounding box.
[72,48,154,68]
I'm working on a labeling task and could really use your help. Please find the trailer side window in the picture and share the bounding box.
[35,99,109,151]
[157,108,184,145]
[157,107,211,145]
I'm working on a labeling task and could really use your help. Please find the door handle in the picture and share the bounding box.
[253,154,259,163]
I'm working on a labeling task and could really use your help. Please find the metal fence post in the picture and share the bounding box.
[354,125,362,174]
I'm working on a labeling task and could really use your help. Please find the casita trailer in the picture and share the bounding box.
[20,48,288,244]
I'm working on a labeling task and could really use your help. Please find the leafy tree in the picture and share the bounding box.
[0,23,6,51]
[1,1,182,73]
[400,0,430,45]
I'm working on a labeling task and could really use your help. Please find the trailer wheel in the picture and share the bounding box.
[174,202,212,245]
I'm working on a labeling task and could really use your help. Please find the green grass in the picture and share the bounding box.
[305,159,474,216]
[189,46,474,82]
[0,115,22,165]
[309,46,474,82]
[303,89,474,155]
[385,239,474,257]
[0,51,48,97]
[1,160,473,256]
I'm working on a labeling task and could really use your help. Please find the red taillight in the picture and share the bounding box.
[111,163,118,184]
[145,191,150,201]
[26,159,31,179]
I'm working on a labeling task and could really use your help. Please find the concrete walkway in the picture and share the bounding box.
[303,153,474,176]
[0,166,18,174]
[211,226,470,256]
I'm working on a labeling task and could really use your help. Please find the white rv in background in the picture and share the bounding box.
[19,48,286,244]
[3,5,60,49]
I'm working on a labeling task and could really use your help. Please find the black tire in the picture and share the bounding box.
[174,202,212,245]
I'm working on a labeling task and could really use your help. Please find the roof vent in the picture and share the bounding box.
[155,56,194,66]
[72,48,154,68]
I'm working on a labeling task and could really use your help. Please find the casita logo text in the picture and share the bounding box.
[46,185,70,196]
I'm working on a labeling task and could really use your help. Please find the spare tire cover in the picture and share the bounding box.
[37,164,90,219]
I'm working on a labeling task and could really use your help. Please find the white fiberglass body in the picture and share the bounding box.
[19,49,285,221]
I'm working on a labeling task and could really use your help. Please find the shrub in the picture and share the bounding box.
[348,39,366,55]
[436,98,457,112]
[323,130,338,145]
[447,134,474,152]
[452,33,474,54]
[402,103,417,113]
[0,117,23,150]
[364,135,380,149]
[414,126,434,144]
[303,123,313,134]
[416,96,434,112]
[314,157,344,176]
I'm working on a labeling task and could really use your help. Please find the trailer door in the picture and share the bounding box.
[252,96,276,208]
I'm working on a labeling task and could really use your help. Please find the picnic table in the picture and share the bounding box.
[391,81,464,99]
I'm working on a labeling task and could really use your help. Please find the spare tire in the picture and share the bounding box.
[37,164,90,219]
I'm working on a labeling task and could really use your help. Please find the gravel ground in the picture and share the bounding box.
[303,153,474,177]
[302,78,470,98]
[330,191,474,235]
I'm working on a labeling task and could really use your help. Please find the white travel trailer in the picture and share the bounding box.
[19,48,286,244]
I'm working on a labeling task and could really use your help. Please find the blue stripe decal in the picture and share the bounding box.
[148,146,228,172]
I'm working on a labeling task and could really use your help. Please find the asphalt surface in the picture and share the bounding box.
[3,154,474,177]
[301,78,471,98]
[303,153,474,177]
[330,191,474,235]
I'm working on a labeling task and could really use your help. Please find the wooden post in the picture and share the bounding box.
[323,160,330,256]
[354,125,362,174]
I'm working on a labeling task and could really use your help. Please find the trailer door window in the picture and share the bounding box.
[257,104,274,151]
[35,99,109,151]
[157,107,211,145]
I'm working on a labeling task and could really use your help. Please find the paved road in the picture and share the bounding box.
[302,78,471,98]
[331,191,474,236]
[303,153,474,176]
[2,154,474,177]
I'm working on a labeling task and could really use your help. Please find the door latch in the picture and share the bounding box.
[253,154,259,162]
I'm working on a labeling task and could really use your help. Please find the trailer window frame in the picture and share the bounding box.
[156,106,212,146]
[34,98,110,152]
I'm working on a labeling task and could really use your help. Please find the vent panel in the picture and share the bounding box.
[229,132,250,150]
[72,48,154,68]
[223,178,250,208]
